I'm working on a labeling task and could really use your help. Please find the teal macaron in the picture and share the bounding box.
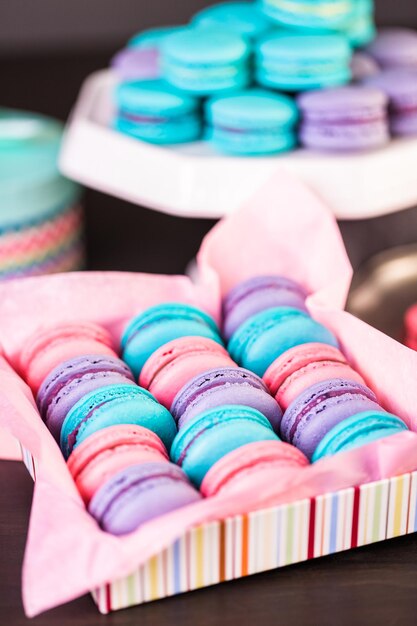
[114,80,202,144]
[192,2,271,40]
[259,0,356,31]
[205,88,298,155]
[60,383,177,458]
[170,405,279,487]
[312,411,408,462]
[121,303,223,378]
[256,32,352,92]
[228,307,339,377]
[128,26,186,49]
[346,0,376,49]
[162,26,251,95]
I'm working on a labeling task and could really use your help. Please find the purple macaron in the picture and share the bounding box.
[366,28,417,70]
[365,69,417,136]
[298,86,389,152]
[222,275,308,341]
[350,52,380,82]
[280,378,383,459]
[171,366,283,431]
[37,355,135,442]
[111,47,159,81]
[88,461,201,535]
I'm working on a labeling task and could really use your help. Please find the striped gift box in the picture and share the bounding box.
[19,443,417,614]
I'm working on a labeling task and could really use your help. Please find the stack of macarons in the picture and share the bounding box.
[0,109,84,279]
[223,275,408,461]
[121,302,303,488]
[21,320,201,536]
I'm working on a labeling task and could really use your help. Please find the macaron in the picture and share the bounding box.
[201,440,309,497]
[37,355,135,442]
[259,0,355,31]
[222,275,308,341]
[404,302,417,351]
[263,343,365,412]
[280,378,383,459]
[170,405,279,487]
[297,86,389,152]
[20,322,117,393]
[256,33,352,92]
[122,303,223,379]
[365,69,417,137]
[171,366,283,431]
[366,28,417,70]
[162,26,250,95]
[192,2,271,40]
[228,307,339,377]
[350,52,380,82]
[88,462,201,535]
[67,424,168,504]
[205,89,299,156]
[139,336,236,409]
[60,383,177,458]
[114,80,202,144]
[312,411,408,462]
[346,0,375,49]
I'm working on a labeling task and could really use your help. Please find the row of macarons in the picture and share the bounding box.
[19,275,409,535]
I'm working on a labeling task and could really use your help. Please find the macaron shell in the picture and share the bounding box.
[140,336,235,408]
[201,440,309,497]
[60,384,177,458]
[45,370,136,442]
[228,307,339,377]
[171,406,278,487]
[88,462,201,535]
[312,411,408,462]
[67,425,168,504]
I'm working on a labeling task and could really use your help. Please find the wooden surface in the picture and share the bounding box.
[3,48,417,624]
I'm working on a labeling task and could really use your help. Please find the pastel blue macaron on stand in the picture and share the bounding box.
[162,26,251,95]
[256,32,352,91]
[114,79,202,144]
[192,2,271,40]
[259,0,356,31]
[206,88,299,155]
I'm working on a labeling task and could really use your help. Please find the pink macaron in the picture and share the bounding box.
[404,303,417,351]
[139,336,236,408]
[201,440,308,498]
[20,322,117,393]
[67,424,168,504]
[263,343,365,411]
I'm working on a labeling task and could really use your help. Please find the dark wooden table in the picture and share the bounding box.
[3,48,417,625]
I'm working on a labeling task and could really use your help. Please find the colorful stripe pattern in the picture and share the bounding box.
[18,445,417,615]
[0,203,84,280]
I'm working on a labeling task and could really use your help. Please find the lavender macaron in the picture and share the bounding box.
[366,28,417,70]
[37,355,135,441]
[171,366,283,432]
[350,52,380,82]
[365,69,417,136]
[88,461,201,535]
[280,378,383,459]
[298,86,389,152]
[222,275,308,341]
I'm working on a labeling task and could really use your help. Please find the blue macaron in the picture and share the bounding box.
[228,307,339,376]
[192,2,271,40]
[205,88,299,155]
[128,26,186,49]
[346,0,376,49]
[162,26,251,95]
[312,411,408,462]
[256,33,352,91]
[259,0,356,31]
[114,79,202,144]
[170,405,279,486]
[60,383,177,458]
[121,303,223,378]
